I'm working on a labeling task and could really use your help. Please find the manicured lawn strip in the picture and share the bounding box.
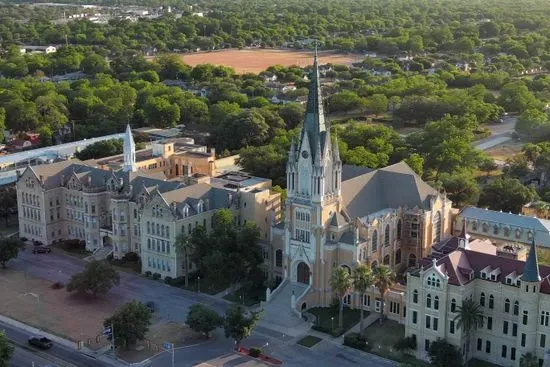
[297,335,322,348]
[223,286,266,306]
[308,306,362,336]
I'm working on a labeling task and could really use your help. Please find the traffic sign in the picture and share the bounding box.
[163,342,174,351]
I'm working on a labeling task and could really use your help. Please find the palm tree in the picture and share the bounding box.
[373,265,395,322]
[453,298,484,366]
[352,264,373,334]
[330,266,352,330]
[175,233,191,287]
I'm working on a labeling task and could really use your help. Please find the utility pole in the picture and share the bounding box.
[111,323,116,359]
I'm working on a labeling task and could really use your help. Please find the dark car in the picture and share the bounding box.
[146,301,155,313]
[32,246,51,254]
[32,240,44,246]
[28,336,53,349]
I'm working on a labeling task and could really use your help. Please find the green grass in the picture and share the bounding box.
[223,286,266,306]
[297,335,322,348]
[308,306,362,336]
[358,319,430,366]
[179,276,230,295]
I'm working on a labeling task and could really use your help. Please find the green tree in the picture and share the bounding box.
[66,260,120,297]
[404,154,423,176]
[104,300,152,350]
[81,53,109,75]
[179,98,209,124]
[428,339,462,367]
[0,330,14,367]
[478,157,498,177]
[438,172,480,208]
[373,265,395,322]
[186,304,223,338]
[516,108,550,137]
[143,97,181,127]
[0,237,24,268]
[520,352,539,367]
[75,139,123,160]
[278,103,305,129]
[175,233,192,287]
[352,264,373,333]
[327,91,364,113]
[0,108,6,142]
[478,178,538,213]
[498,82,541,113]
[330,266,352,330]
[453,298,484,366]
[365,94,388,116]
[216,110,269,151]
[209,101,241,125]
[224,305,260,350]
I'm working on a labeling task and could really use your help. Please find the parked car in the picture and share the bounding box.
[28,336,53,349]
[32,246,51,254]
[32,240,44,246]
[146,301,155,313]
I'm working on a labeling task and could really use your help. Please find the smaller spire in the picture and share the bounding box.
[458,218,470,249]
[288,137,296,162]
[522,235,541,282]
[314,139,322,165]
[333,129,340,160]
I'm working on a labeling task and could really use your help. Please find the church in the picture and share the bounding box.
[268,53,455,320]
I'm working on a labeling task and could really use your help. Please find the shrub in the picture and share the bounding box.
[164,276,173,284]
[249,347,262,358]
[144,271,152,278]
[51,282,64,290]
[122,252,139,262]
[344,332,370,351]
[394,336,417,352]
[152,272,161,280]
[20,237,28,242]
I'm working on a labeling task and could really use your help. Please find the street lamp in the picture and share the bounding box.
[197,276,201,293]
[23,293,40,330]
[331,317,334,333]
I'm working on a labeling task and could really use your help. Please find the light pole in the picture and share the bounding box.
[23,293,40,330]
[331,317,334,333]
[197,276,201,293]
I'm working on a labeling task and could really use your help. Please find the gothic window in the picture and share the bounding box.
[451,299,456,313]
[408,253,417,267]
[504,227,510,237]
[384,224,390,247]
[493,225,499,235]
[505,299,510,313]
[434,296,439,310]
[482,223,489,233]
[472,221,478,231]
[489,295,494,309]
[397,220,402,240]
[514,301,519,315]
[427,294,432,308]
[480,293,486,307]
[413,290,418,303]
[433,211,441,243]
[275,249,283,267]
[515,229,521,239]
[383,255,390,265]
[372,230,378,252]
[410,217,419,238]
[395,249,401,264]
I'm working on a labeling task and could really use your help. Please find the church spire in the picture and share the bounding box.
[299,45,327,161]
[123,124,137,172]
[522,236,541,282]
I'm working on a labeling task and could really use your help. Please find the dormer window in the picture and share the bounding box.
[472,221,478,231]
[528,231,533,240]
[506,278,512,285]
[481,272,487,279]
[183,205,189,217]
[490,274,496,281]
[493,225,499,235]
[516,229,522,239]
[482,223,489,233]
[197,201,203,213]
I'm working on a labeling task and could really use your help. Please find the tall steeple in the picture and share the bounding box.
[299,43,327,162]
[522,236,541,282]
[123,124,137,172]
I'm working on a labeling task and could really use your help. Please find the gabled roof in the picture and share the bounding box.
[341,161,440,218]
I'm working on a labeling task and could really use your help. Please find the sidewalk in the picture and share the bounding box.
[0,314,125,367]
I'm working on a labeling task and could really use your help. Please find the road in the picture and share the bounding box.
[8,249,396,367]
[1,319,108,367]
[474,116,516,151]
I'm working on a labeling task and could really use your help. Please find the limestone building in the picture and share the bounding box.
[16,125,281,270]
[405,229,550,367]
[268,54,454,318]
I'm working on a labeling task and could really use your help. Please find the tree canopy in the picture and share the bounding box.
[67,260,120,297]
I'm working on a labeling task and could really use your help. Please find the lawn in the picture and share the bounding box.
[223,286,266,306]
[178,276,230,295]
[308,306,362,336]
[297,335,322,348]
[356,319,430,366]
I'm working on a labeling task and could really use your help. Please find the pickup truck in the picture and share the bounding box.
[28,336,53,349]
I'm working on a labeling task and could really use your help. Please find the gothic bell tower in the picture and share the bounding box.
[284,48,342,301]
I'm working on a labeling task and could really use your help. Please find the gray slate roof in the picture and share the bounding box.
[341,161,439,218]
[459,206,550,247]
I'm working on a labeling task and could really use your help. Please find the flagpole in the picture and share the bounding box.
[111,323,116,359]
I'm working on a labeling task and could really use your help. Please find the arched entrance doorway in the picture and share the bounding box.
[297,262,310,284]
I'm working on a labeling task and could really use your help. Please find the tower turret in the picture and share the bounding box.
[123,124,137,172]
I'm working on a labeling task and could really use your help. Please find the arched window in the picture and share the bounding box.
[408,253,417,267]
[433,211,442,243]
[436,279,441,288]
[493,225,499,235]
[451,299,456,313]
[275,249,283,267]
[397,220,402,240]
[515,229,521,239]
[156,223,160,235]
[161,226,165,237]
[372,230,378,252]
[504,299,510,313]
[504,227,510,237]
[472,221,478,231]
[147,222,150,234]
[514,301,519,315]
[434,296,439,310]
[427,294,432,308]
[413,290,418,303]
[482,223,489,233]
[395,249,401,264]
[489,295,494,309]
[480,293,485,307]
[384,225,390,247]
[166,227,169,238]
[383,255,390,265]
